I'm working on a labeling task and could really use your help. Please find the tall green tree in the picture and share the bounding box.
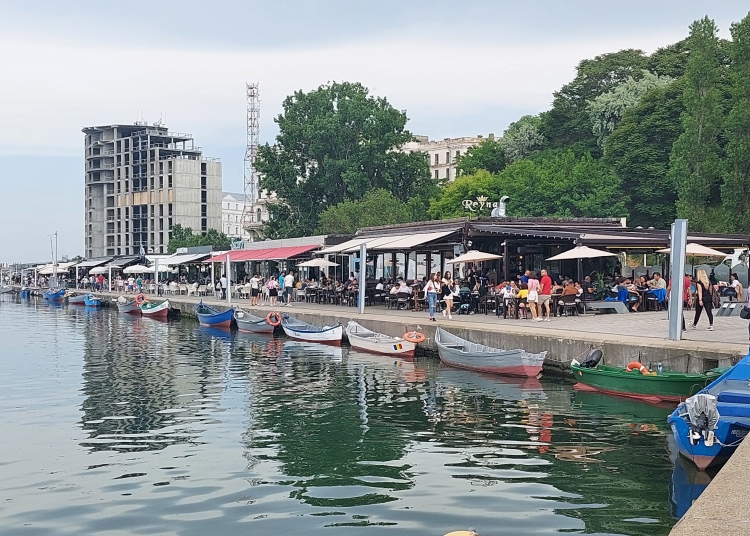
[499,115,545,163]
[317,189,413,234]
[604,79,685,228]
[167,224,231,254]
[455,137,506,175]
[428,170,503,219]
[722,12,750,233]
[256,82,430,238]
[668,17,725,231]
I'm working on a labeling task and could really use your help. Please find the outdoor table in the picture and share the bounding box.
[482,293,497,315]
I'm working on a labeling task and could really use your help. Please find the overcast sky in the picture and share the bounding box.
[1,1,748,262]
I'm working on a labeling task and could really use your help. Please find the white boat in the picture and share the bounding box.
[281,314,342,346]
[67,293,87,305]
[115,296,142,315]
[435,327,547,378]
[345,321,416,358]
[0,285,12,294]
[234,309,275,334]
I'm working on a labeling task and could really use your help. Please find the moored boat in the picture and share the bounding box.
[116,296,142,315]
[195,301,233,328]
[0,285,12,294]
[434,327,546,378]
[19,287,31,299]
[43,288,66,302]
[84,294,103,307]
[570,349,722,404]
[67,293,87,305]
[234,309,276,334]
[281,314,342,346]
[668,350,750,470]
[345,320,418,358]
[141,299,170,318]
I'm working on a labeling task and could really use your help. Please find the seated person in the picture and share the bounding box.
[561,281,578,297]
[648,272,667,290]
[516,283,529,319]
[375,278,384,291]
[730,273,743,301]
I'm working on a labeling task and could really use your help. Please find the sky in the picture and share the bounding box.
[1,1,749,262]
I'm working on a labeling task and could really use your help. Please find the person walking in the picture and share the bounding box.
[691,269,714,331]
[250,273,260,306]
[284,271,295,306]
[527,271,540,322]
[267,276,279,306]
[441,271,454,319]
[219,273,228,300]
[424,273,439,322]
[539,269,552,322]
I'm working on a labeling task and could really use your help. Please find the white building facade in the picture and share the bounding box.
[222,191,273,243]
[403,134,493,181]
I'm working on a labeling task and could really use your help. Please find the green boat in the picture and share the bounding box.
[571,355,726,404]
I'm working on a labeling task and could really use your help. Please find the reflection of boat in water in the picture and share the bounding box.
[282,340,342,360]
[436,366,546,402]
[347,349,426,382]
[197,324,233,340]
[669,450,715,519]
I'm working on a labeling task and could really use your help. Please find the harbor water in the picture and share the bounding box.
[0,297,705,535]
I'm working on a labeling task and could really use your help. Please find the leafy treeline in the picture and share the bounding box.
[167,224,231,254]
[258,13,750,237]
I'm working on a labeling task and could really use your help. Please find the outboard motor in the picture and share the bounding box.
[685,394,720,446]
[579,348,603,369]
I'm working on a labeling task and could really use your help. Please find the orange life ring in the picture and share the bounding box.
[626,361,649,374]
[266,311,281,327]
[135,293,147,305]
[403,331,426,344]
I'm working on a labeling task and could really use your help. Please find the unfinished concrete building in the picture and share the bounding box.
[82,123,222,258]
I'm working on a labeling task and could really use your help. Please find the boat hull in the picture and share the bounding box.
[669,417,749,470]
[571,365,709,404]
[141,300,170,318]
[345,321,415,358]
[116,300,142,315]
[68,294,87,305]
[43,289,66,302]
[84,294,103,307]
[234,311,274,334]
[281,324,342,346]
[196,303,233,328]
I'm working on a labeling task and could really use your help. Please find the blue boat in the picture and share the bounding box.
[668,350,750,470]
[195,302,233,328]
[43,288,66,301]
[19,287,31,299]
[84,294,103,307]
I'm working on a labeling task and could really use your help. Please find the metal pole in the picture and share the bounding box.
[154,258,159,293]
[668,219,688,341]
[358,243,367,314]
[226,253,231,305]
[108,265,112,292]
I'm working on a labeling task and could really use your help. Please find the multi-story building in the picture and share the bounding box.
[82,123,222,258]
[403,134,493,182]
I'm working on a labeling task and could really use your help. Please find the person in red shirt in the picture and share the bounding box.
[539,269,553,322]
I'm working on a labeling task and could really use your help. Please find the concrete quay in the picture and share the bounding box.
[88,290,748,374]
[670,437,750,535]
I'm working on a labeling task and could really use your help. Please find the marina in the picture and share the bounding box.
[0,294,705,535]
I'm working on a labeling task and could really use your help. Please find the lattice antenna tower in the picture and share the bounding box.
[242,82,260,228]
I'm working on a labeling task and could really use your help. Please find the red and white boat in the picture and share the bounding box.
[345,321,418,359]
[141,299,170,319]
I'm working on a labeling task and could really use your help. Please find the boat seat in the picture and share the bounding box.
[716,402,750,417]
[717,390,750,405]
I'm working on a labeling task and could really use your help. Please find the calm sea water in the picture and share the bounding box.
[0,296,703,535]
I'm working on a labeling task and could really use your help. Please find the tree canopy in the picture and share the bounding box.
[256,81,431,238]
[317,189,413,235]
[167,225,231,254]
[455,137,506,176]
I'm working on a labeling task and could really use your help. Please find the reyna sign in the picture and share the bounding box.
[462,196,499,212]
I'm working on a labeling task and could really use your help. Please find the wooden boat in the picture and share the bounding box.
[43,288,66,301]
[345,321,416,358]
[67,293,87,305]
[434,327,547,378]
[0,285,12,294]
[116,297,142,315]
[141,299,170,318]
[669,351,750,470]
[195,301,233,328]
[280,314,342,346]
[84,294,103,307]
[234,309,275,334]
[571,363,721,404]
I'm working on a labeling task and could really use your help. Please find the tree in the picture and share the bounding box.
[455,137,506,175]
[604,79,685,228]
[668,17,725,231]
[317,189,413,234]
[499,115,545,163]
[647,39,691,78]
[428,170,504,219]
[588,70,673,145]
[722,12,750,233]
[167,224,231,254]
[256,81,431,238]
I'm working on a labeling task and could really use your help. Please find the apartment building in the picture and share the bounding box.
[222,191,272,244]
[403,134,493,181]
[82,123,222,258]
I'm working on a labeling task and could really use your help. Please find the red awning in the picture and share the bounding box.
[206,245,319,263]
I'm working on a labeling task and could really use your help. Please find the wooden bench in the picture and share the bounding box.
[582,300,629,314]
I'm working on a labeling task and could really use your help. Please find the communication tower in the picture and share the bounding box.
[242,83,260,229]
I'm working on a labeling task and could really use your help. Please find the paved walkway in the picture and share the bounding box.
[94,290,749,357]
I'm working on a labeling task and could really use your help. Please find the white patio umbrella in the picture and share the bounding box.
[547,245,616,261]
[89,266,110,275]
[123,264,154,274]
[446,250,502,264]
[656,243,728,257]
[298,258,339,267]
